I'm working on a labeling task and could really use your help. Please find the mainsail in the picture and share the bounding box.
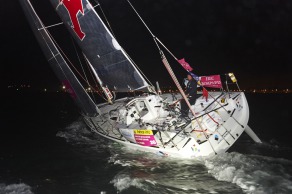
[19,0,100,117]
[50,0,149,92]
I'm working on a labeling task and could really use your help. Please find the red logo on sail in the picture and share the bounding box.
[60,0,85,40]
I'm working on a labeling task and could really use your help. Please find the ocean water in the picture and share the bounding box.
[1,92,292,194]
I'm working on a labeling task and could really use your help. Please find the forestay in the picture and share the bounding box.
[50,0,149,92]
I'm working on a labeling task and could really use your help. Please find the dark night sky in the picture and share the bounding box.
[2,0,292,90]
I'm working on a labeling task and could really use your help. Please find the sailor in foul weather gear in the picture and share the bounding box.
[180,74,197,117]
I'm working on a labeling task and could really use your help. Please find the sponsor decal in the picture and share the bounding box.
[134,130,157,146]
[200,75,222,88]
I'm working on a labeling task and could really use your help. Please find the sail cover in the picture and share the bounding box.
[49,0,149,92]
[19,0,100,117]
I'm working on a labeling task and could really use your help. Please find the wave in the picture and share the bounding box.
[56,117,110,148]
[204,152,292,194]
[110,173,148,193]
[0,183,33,194]
[108,148,243,193]
[109,151,292,194]
[108,144,292,193]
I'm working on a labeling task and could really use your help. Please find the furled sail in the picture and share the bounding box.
[19,0,100,117]
[50,0,149,92]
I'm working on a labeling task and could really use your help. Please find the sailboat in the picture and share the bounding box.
[19,0,261,158]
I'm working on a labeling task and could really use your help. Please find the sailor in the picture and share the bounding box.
[180,73,198,118]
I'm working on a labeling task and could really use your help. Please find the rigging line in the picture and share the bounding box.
[202,92,225,111]
[155,37,178,60]
[203,111,232,144]
[83,56,109,102]
[122,48,155,88]
[225,74,230,93]
[207,113,219,125]
[214,110,236,140]
[201,93,224,125]
[93,0,116,38]
[158,131,165,148]
[162,131,179,151]
[201,98,234,139]
[235,80,241,92]
[127,0,163,55]
[199,117,230,146]
[83,58,107,101]
[204,90,245,128]
[37,22,63,31]
[127,0,169,62]
[83,54,104,94]
[48,31,104,98]
[194,103,228,120]
[70,37,97,103]
[198,81,231,116]
[71,37,90,87]
[127,0,155,38]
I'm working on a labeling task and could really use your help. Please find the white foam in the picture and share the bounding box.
[110,174,147,193]
[204,152,292,194]
[109,151,221,193]
[56,117,106,146]
[0,183,33,194]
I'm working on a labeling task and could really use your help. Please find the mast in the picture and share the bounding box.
[19,0,100,117]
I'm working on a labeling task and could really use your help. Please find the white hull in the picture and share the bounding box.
[83,92,249,158]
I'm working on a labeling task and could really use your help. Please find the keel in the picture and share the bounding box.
[245,125,262,143]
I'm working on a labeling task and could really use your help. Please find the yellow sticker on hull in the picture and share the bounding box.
[134,129,153,135]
